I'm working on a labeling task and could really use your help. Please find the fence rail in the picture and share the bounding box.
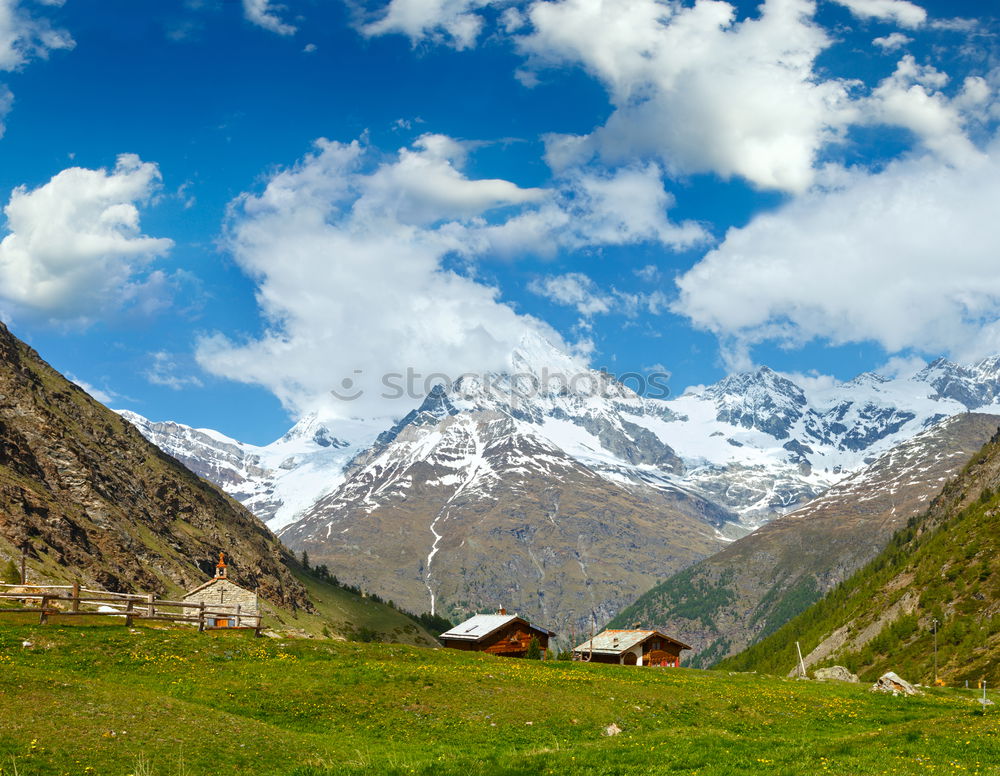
[0,583,262,635]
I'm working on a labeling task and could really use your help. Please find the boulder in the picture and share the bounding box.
[814,666,860,683]
[870,671,922,696]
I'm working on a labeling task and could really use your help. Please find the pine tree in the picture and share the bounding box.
[526,636,542,660]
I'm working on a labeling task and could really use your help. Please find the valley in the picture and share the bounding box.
[120,332,1000,636]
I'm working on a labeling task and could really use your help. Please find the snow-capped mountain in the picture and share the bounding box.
[119,334,1000,633]
[117,410,381,530]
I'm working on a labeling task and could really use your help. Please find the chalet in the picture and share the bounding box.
[182,553,259,629]
[440,609,555,657]
[573,629,691,666]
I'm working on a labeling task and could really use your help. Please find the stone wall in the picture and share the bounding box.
[183,579,258,625]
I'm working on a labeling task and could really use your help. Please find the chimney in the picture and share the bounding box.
[497,607,507,615]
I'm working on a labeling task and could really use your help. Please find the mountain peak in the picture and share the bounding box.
[913,357,998,410]
[508,328,587,378]
[278,412,349,449]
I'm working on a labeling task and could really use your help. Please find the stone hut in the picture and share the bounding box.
[182,553,259,628]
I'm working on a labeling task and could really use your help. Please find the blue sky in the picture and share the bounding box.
[0,0,997,443]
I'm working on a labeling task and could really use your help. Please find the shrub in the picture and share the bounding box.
[1,559,19,585]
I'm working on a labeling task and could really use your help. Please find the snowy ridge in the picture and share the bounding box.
[122,339,1000,537]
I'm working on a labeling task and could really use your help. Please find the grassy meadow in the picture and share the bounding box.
[0,620,998,776]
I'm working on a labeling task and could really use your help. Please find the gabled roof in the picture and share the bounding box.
[182,576,250,599]
[573,629,692,655]
[440,613,555,642]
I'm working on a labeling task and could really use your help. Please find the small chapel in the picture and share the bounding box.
[182,552,260,629]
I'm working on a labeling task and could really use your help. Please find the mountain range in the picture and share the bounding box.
[119,332,1000,635]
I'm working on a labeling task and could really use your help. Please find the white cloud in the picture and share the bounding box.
[146,351,204,390]
[872,32,911,50]
[361,0,990,197]
[634,264,660,282]
[0,0,73,71]
[0,83,11,137]
[69,375,116,405]
[0,0,73,136]
[879,354,928,379]
[0,154,174,323]
[673,142,1000,367]
[196,135,574,420]
[529,271,669,318]
[862,55,988,164]
[242,0,296,36]
[362,0,493,49]
[529,273,613,316]
[830,0,926,28]
[520,0,857,193]
[478,163,707,257]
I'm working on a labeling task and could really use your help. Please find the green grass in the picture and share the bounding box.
[1,622,999,775]
[268,567,439,646]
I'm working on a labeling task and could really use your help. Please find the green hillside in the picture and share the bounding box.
[719,429,1000,685]
[278,563,441,645]
[1,620,998,776]
[607,414,1000,667]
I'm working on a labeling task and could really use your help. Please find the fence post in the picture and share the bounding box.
[124,599,134,628]
[71,582,80,613]
[38,595,48,625]
[198,601,206,632]
[254,615,262,638]
[146,593,155,618]
[236,603,241,628]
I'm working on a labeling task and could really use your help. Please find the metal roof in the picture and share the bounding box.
[572,629,692,655]
[440,613,555,642]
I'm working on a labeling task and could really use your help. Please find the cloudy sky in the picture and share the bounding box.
[0,0,997,441]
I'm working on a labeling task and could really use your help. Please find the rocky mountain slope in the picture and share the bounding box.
[281,398,728,634]
[0,321,309,608]
[121,333,1000,634]
[718,426,1000,686]
[608,413,1000,665]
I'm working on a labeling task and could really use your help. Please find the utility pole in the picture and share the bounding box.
[796,641,807,679]
[931,618,940,685]
[19,543,27,585]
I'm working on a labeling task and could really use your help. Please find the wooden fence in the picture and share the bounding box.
[0,583,262,635]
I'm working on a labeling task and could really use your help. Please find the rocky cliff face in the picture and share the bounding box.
[609,413,1000,665]
[0,322,309,609]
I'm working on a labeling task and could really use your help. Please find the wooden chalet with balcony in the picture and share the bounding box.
[440,609,555,658]
[573,629,691,666]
